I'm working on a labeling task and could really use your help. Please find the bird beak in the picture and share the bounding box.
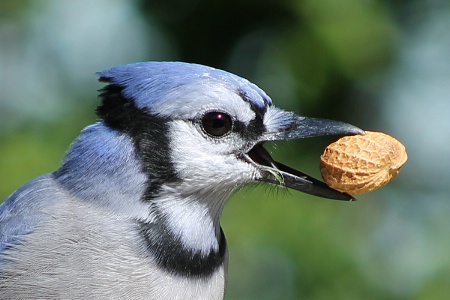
[244,111,365,201]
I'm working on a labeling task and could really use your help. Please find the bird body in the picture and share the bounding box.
[0,62,362,299]
[0,177,226,299]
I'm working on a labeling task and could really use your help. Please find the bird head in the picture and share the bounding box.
[96,62,363,204]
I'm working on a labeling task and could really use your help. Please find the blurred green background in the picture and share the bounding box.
[1,1,449,299]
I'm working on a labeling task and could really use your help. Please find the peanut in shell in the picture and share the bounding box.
[320,131,407,195]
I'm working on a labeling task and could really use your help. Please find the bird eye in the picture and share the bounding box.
[201,111,233,137]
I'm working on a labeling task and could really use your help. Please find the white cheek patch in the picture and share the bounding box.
[167,120,256,182]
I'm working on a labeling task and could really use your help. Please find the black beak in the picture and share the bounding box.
[246,113,365,201]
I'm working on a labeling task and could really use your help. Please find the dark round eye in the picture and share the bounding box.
[201,111,233,137]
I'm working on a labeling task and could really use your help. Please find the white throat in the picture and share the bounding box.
[152,183,233,256]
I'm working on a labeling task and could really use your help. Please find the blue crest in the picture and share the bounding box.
[97,62,272,113]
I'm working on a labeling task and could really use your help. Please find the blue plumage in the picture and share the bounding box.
[98,62,272,114]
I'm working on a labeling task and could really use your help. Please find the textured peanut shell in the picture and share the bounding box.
[320,131,407,195]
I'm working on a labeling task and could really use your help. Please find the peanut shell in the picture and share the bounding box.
[320,131,407,195]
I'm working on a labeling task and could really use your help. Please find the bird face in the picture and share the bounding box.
[157,80,268,196]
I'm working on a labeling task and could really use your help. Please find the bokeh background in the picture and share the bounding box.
[1,1,449,299]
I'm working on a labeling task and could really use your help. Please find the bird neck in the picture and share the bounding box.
[140,185,232,277]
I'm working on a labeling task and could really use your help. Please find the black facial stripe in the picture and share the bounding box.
[97,84,179,200]
[232,120,262,141]
[235,89,268,141]
[137,220,226,278]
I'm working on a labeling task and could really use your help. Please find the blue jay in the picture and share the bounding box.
[0,62,363,299]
